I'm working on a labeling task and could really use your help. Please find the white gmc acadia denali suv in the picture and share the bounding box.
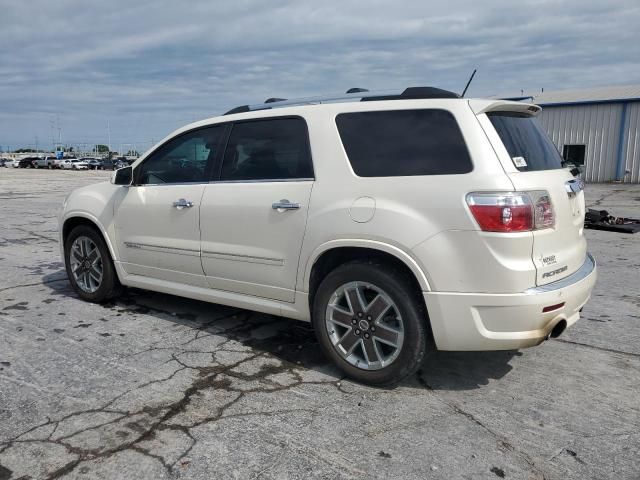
[59,87,597,385]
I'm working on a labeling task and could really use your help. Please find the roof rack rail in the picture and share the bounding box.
[346,87,369,93]
[223,86,460,115]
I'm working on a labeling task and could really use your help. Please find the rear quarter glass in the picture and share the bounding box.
[487,112,563,172]
[336,109,473,177]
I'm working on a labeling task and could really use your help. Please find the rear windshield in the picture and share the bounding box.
[488,112,562,171]
[336,109,473,177]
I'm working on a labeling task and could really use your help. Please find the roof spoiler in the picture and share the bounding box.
[469,99,542,116]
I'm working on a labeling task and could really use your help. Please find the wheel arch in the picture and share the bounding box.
[305,240,431,311]
[61,214,119,269]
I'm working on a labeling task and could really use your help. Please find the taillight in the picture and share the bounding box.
[530,191,555,229]
[466,191,555,232]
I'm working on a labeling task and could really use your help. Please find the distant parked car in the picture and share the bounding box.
[18,157,37,168]
[52,156,70,169]
[33,156,57,169]
[70,159,89,170]
[10,159,20,168]
[0,158,9,167]
[84,158,104,170]
[59,159,87,170]
[99,158,119,170]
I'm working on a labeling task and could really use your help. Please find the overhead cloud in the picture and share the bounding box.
[1,0,639,151]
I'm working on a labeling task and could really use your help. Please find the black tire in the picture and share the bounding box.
[64,225,122,302]
[312,260,429,386]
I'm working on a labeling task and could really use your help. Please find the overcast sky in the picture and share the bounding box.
[1,0,639,152]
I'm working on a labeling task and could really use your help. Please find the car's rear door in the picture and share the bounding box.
[478,109,587,286]
[113,125,226,287]
[199,116,314,302]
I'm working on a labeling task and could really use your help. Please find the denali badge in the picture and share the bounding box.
[540,254,557,266]
[542,265,568,278]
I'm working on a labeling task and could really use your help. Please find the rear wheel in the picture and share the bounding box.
[312,260,428,386]
[65,225,121,302]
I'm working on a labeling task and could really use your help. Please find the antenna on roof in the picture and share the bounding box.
[461,69,477,98]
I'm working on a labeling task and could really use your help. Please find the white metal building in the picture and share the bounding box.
[505,85,640,183]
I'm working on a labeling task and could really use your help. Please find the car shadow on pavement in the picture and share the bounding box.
[42,272,518,391]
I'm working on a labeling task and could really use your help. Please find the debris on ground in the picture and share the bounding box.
[584,209,640,233]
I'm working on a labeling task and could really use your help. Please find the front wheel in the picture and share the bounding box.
[64,225,121,302]
[312,261,429,386]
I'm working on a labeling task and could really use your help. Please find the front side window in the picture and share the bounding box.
[336,109,473,177]
[137,126,224,185]
[488,113,563,171]
[220,118,313,181]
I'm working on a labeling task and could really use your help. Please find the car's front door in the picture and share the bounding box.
[113,125,225,287]
[200,117,314,302]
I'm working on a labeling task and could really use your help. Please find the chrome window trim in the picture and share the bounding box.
[131,178,315,187]
[131,181,210,187]
[209,178,314,184]
[525,253,595,294]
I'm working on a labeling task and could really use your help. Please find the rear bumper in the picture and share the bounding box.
[424,253,597,351]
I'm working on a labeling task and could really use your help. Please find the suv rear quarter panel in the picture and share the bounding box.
[298,101,534,295]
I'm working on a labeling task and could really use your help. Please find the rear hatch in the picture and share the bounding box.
[482,107,587,286]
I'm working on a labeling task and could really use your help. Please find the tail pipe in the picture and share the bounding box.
[548,319,567,340]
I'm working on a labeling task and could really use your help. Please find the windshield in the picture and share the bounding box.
[487,112,563,171]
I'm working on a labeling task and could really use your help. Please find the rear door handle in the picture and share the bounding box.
[272,199,300,210]
[173,198,194,209]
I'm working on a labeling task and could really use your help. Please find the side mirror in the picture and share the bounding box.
[112,166,133,186]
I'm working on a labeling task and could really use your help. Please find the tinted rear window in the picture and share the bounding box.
[336,109,473,177]
[488,113,562,171]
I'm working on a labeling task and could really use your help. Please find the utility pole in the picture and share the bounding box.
[50,117,55,151]
[107,120,111,155]
[57,114,62,147]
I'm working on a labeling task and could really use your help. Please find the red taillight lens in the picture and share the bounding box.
[466,191,555,232]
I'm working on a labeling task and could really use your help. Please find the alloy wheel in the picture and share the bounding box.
[325,281,404,370]
[70,236,103,293]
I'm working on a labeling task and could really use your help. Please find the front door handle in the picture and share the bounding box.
[173,198,194,209]
[272,199,300,211]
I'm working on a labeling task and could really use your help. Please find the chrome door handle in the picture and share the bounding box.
[272,199,300,210]
[173,198,194,209]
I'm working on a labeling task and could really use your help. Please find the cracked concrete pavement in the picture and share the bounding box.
[0,169,639,479]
